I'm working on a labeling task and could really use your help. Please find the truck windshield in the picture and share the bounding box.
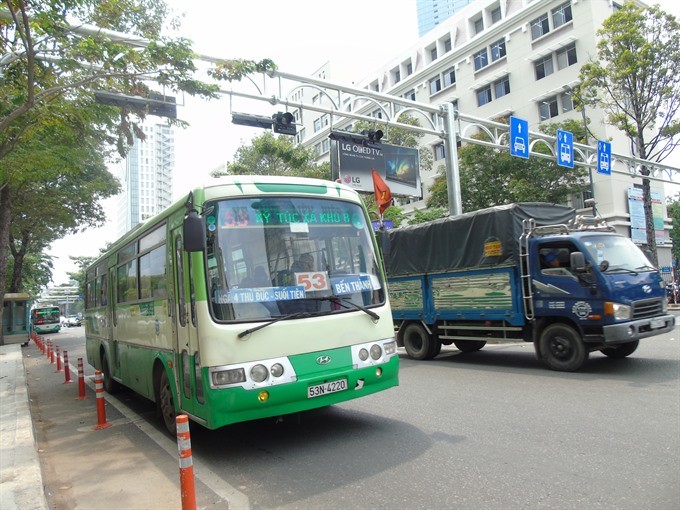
[205,196,385,321]
[581,235,654,272]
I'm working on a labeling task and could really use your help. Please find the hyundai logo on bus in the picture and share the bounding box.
[316,355,331,365]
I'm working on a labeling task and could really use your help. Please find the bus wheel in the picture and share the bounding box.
[403,323,436,360]
[101,354,120,394]
[157,371,177,436]
[600,340,639,358]
[539,323,588,372]
[453,340,487,353]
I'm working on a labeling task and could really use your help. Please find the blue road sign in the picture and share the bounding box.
[510,116,529,159]
[556,129,574,168]
[597,140,611,175]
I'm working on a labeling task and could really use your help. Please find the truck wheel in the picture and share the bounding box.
[453,340,486,353]
[157,370,177,436]
[600,340,639,358]
[403,323,436,360]
[539,323,588,371]
[101,354,120,394]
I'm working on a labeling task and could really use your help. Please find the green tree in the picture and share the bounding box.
[0,0,274,343]
[211,131,330,179]
[427,119,589,211]
[409,208,447,225]
[579,2,680,266]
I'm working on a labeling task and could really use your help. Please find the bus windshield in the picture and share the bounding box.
[581,234,655,272]
[205,196,385,321]
[32,307,60,324]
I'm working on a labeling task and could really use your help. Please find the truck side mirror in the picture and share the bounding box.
[570,251,586,273]
[183,210,206,252]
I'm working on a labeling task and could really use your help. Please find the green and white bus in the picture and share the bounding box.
[85,176,399,433]
[31,306,62,334]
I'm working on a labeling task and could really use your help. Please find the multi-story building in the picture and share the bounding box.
[417,0,478,36]
[296,0,672,266]
[116,122,174,237]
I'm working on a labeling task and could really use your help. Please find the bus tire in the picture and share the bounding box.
[539,323,588,372]
[453,340,486,353]
[157,370,177,436]
[101,353,120,394]
[600,340,639,358]
[403,323,436,360]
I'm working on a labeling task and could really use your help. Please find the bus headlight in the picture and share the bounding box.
[370,344,382,360]
[212,368,246,386]
[250,364,269,383]
[358,348,369,361]
[270,363,284,378]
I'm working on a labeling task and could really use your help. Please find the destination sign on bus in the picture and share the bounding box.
[209,198,363,229]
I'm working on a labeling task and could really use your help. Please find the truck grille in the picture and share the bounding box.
[632,298,663,319]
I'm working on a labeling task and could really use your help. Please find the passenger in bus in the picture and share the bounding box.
[281,254,319,314]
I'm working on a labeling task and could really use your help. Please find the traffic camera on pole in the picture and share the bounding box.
[272,112,297,135]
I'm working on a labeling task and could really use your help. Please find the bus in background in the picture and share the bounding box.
[84,176,399,434]
[31,306,61,334]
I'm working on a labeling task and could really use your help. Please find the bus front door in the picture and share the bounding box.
[172,229,204,419]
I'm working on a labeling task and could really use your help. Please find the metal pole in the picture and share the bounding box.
[441,102,462,216]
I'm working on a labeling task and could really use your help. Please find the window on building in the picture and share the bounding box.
[430,47,438,61]
[406,62,413,75]
[556,43,577,69]
[474,48,489,71]
[534,55,554,80]
[474,17,484,34]
[429,75,442,95]
[444,38,452,52]
[494,76,510,98]
[443,67,456,88]
[491,6,502,24]
[321,139,330,155]
[313,118,321,132]
[490,38,506,61]
[561,93,574,113]
[477,85,492,106]
[531,13,550,40]
[539,96,559,120]
[404,89,416,101]
[434,143,446,160]
[552,1,573,28]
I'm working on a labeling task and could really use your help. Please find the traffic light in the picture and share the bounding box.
[272,112,297,135]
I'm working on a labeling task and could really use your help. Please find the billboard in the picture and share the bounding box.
[330,138,421,197]
[627,188,665,245]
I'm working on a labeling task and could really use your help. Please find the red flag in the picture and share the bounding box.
[372,169,392,215]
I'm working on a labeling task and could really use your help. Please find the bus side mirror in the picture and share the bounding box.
[183,210,206,252]
[570,251,586,273]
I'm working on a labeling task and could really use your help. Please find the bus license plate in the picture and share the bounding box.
[307,379,348,398]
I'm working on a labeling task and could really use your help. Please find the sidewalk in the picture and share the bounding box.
[1,340,230,509]
[0,343,48,510]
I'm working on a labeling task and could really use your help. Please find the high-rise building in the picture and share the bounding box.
[417,0,476,36]
[116,123,174,237]
[296,0,673,267]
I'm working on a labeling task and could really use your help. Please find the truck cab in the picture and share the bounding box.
[526,217,674,370]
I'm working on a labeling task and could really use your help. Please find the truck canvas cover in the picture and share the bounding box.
[383,202,575,276]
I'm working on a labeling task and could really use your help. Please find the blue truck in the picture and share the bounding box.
[383,203,675,371]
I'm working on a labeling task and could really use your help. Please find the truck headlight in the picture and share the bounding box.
[605,302,631,321]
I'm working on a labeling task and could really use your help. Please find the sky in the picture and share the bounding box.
[47,0,680,285]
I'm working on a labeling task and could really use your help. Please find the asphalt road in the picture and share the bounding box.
[42,323,680,509]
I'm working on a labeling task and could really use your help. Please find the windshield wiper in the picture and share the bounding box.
[634,265,656,271]
[315,296,380,322]
[237,311,314,339]
[605,266,639,275]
